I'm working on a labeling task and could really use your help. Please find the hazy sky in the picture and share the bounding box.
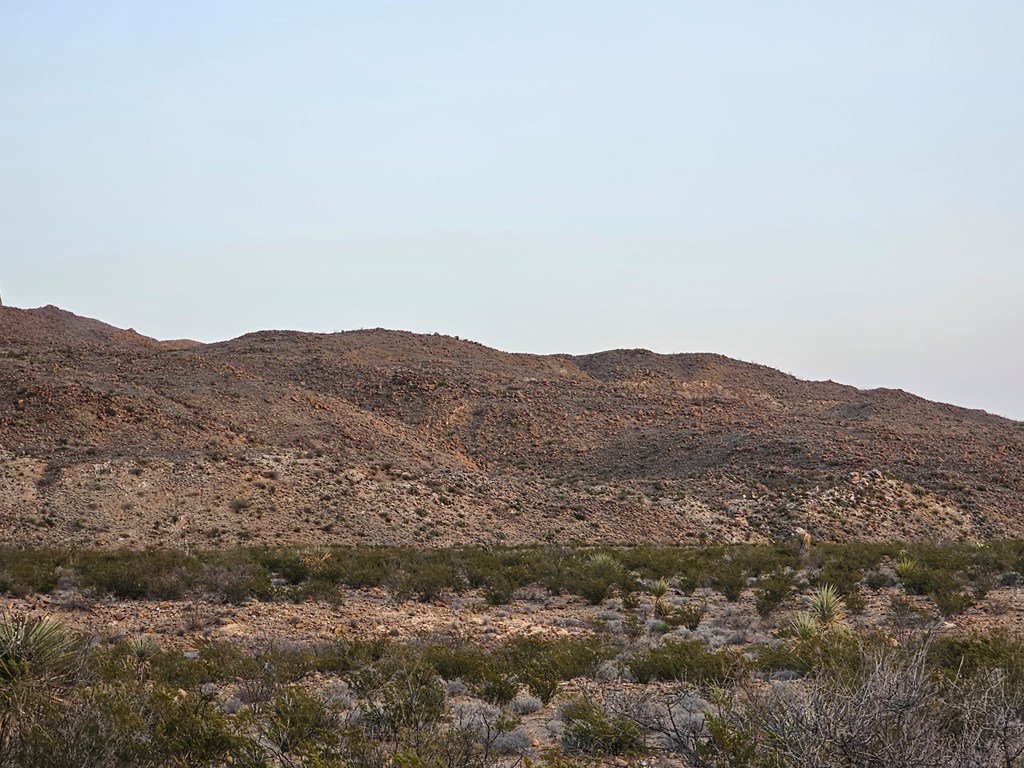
[2,2,1022,420]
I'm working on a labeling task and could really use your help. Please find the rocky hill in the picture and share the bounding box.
[1,304,1022,549]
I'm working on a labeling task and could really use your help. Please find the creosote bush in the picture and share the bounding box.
[2,539,1023,610]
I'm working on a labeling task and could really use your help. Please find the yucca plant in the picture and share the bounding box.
[123,635,160,680]
[588,552,623,574]
[788,611,820,642]
[302,546,332,574]
[647,578,672,618]
[0,613,75,684]
[808,584,847,628]
[0,613,77,754]
[894,555,919,581]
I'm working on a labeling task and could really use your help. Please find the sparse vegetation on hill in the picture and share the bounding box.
[1,305,1023,549]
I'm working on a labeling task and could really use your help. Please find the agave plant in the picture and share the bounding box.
[808,584,847,627]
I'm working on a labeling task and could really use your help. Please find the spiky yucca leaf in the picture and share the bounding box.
[125,634,160,661]
[789,611,820,642]
[894,556,919,580]
[587,552,623,573]
[808,584,847,627]
[0,613,75,683]
[647,578,670,599]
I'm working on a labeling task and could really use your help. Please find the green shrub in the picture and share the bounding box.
[252,547,310,585]
[389,558,460,602]
[665,601,706,630]
[0,549,63,596]
[421,644,492,683]
[754,573,793,617]
[930,633,1024,685]
[934,589,974,617]
[712,563,746,602]
[561,699,645,756]
[470,668,520,707]
[148,689,244,765]
[628,639,735,685]
[364,661,446,737]
[501,636,615,704]
[265,687,339,760]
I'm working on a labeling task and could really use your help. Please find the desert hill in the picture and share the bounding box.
[1,304,1022,549]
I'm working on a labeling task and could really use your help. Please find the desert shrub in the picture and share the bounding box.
[934,589,974,617]
[264,687,340,761]
[292,577,343,603]
[205,563,274,603]
[728,544,797,578]
[76,552,141,599]
[709,638,1024,768]
[511,695,543,714]
[389,556,461,602]
[814,541,897,593]
[361,660,447,738]
[754,573,794,617]
[421,643,521,705]
[864,569,892,590]
[146,688,245,766]
[470,668,520,707]
[503,636,616,704]
[901,564,959,598]
[149,642,246,689]
[665,601,706,630]
[753,641,812,675]
[711,562,746,602]
[492,725,534,755]
[76,550,198,600]
[628,639,735,685]
[312,636,392,676]
[482,575,516,606]
[550,551,633,605]
[422,644,493,683]
[11,683,153,768]
[0,549,63,596]
[251,548,309,585]
[561,698,646,756]
[930,633,1024,687]
[843,587,867,615]
[325,547,391,588]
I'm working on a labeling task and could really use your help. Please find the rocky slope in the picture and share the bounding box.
[1,305,1022,549]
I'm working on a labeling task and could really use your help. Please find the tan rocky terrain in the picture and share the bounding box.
[1,304,1022,549]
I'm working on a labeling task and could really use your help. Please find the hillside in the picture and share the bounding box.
[1,304,1022,549]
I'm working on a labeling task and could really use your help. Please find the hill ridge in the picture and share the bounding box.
[1,304,1021,549]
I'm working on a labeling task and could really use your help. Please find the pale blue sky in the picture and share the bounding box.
[2,2,1022,419]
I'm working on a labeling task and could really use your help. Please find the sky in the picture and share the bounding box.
[2,1,1022,420]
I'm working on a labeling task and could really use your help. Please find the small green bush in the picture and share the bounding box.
[628,639,735,685]
[561,699,645,756]
[754,573,794,617]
